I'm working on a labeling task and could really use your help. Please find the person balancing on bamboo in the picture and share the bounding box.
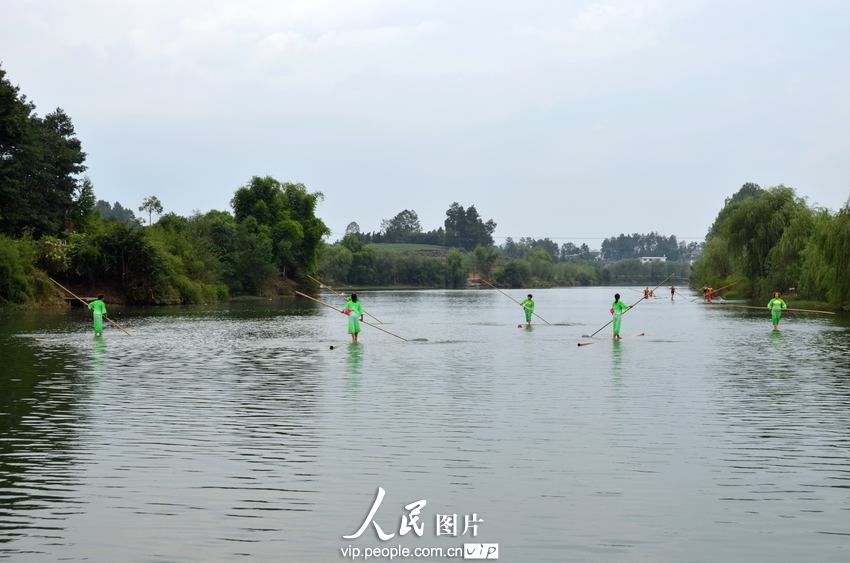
[344,293,364,343]
[520,294,535,328]
[610,293,630,340]
[88,294,108,337]
[768,291,788,331]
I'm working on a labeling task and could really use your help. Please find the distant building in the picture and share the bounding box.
[640,256,667,264]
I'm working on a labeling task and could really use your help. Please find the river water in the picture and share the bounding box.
[1,287,848,562]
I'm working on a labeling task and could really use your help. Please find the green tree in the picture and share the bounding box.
[68,176,96,231]
[707,182,764,238]
[0,66,87,236]
[95,200,140,225]
[0,236,35,303]
[473,244,499,277]
[495,260,531,288]
[380,209,422,242]
[822,202,850,305]
[318,244,354,282]
[444,203,496,250]
[445,249,467,288]
[233,217,276,294]
[797,210,835,301]
[139,195,164,226]
[231,176,329,278]
[725,186,802,292]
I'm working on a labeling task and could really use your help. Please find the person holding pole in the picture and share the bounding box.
[520,294,535,328]
[88,294,108,337]
[345,293,364,343]
[611,293,630,341]
[767,291,788,331]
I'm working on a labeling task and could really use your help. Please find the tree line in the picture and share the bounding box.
[601,233,703,261]
[348,204,497,250]
[0,64,700,305]
[692,183,850,308]
[318,235,690,290]
[0,66,328,305]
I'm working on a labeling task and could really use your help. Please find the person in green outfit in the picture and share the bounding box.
[88,294,107,336]
[345,293,364,343]
[610,293,629,340]
[767,291,787,331]
[520,294,535,328]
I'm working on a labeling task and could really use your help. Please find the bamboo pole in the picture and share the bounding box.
[294,291,408,342]
[305,274,384,324]
[49,277,133,336]
[579,274,673,343]
[710,303,835,315]
[479,278,553,325]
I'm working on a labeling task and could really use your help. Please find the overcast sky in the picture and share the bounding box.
[2,0,849,245]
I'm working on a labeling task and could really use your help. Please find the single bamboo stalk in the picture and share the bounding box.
[295,291,408,342]
[49,277,133,336]
[580,273,673,342]
[711,303,835,315]
[479,278,552,325]
[305,274,384,324]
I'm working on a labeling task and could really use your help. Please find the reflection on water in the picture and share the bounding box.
[347,343,362,380]
[92,336,105,374]
[0,290,849,562]
[611,339,623,386]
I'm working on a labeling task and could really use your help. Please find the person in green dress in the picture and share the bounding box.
[767,291,788,331]
[345,293,364,343]
[88,294,107,336]
[520,294,535,328]
[610,293,629,340]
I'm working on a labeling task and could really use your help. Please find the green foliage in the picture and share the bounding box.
[233,217,276,295]
[552,261,601,286]
[35,235,70,274]
[139,195,164,226]
[445,249,467,288]
[725,186,801,285]
[231,176,329,277]
[601,232,683,261]
[763,202,814,294]
[380,209,422,242]
[691,236,733,292]
[444,203,496,250]
[320,237,677,289]
[318,245,353,282]
[0,66,86,236]
[495,260,532,288]
[502,237,594,262]
[68,177,97,231]
[341,234,364,253]
[707,182,764,238]
[0,68,331,304]
[95,200,141,225]
[472,244,499,277]
[694,183,850,307]
[0,236,35,303]
[822,203,850,305]
[797,210,835,301]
